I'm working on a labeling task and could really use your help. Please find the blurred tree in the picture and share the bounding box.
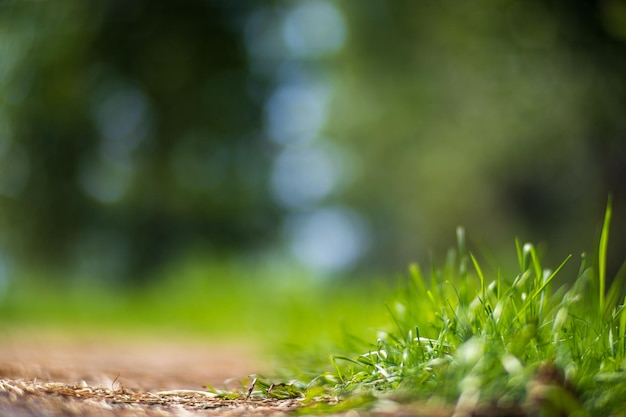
[1,0,625,285]
[327,0,626,275]
[0,0,279,283]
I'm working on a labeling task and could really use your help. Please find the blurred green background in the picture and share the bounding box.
[0,0,625,347]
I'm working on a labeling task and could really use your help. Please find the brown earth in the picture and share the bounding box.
[0,328,266,391]
[0,328,526,416]
[0,328,303,416]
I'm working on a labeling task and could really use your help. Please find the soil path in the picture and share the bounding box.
[0,328,266,391]
[0,329,517,416]
[0,328,309,416]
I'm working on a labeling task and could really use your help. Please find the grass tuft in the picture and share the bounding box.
[306,201,625,415]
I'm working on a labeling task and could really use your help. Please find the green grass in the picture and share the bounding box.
[277,201,626,416]
[1,204,624,416]
[0,253,390,355]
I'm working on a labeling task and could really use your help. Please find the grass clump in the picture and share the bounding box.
[309,203,626,416]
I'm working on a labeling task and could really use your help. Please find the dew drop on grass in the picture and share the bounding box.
[394,302,406,318]
[501,353,523,375]
[457,337,484,365]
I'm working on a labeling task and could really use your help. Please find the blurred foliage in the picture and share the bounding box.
[328,0,626,275]
[0,0,279,283]
[0,0,625,289]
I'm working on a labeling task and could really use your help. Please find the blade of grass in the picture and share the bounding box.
[409,263,428,296]
[533,254,572,299]
[617,297,626,359]
[599,198,612,312]
[470,253,486,304]
[529,244,542,289]
[515,238,524,272]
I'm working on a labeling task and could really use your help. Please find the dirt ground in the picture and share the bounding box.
[0,328,267,391]
[0,327,305,416]
[0,328,526,416]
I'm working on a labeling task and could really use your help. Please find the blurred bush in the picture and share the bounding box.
[326,0,626,275]
[0,1,279,284]
[0,0,624,288]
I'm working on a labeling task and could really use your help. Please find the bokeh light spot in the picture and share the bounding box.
[91,83,153,158]
[285,206,370,274]
[271,144,339,209]
[265,82,329,145]
[283,0,347,58]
